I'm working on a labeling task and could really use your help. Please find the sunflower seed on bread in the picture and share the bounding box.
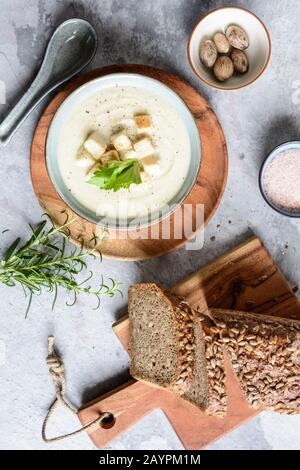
[208,309,300,414]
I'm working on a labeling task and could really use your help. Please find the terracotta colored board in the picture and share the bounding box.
[30,65,227,260]
[80,358,254,450]
[79,237,300,449]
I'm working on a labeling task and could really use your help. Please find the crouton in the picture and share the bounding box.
[111,131,132,152]
[100,150,120,166]
[134,114,152,130]
[76,147,95,168]
[83,131,107,159]
[133,137,154,158]
[120,149,138,161]
[142,155,161,176]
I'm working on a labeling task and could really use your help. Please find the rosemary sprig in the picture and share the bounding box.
[0,217,121,317]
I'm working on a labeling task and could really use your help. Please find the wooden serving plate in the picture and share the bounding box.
[78,237,300,449]
[30,65,228,260]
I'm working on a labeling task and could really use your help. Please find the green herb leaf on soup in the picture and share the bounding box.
[88,159,142,191]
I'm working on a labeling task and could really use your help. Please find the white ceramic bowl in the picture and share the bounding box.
[46,73,201,229]
[188,6,271,90]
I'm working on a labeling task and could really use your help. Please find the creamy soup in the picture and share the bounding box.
[57,85,191,221]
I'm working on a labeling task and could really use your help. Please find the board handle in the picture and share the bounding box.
[78,380,164,448]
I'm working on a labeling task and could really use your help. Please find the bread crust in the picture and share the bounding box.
[182,314,227,417]
[208,309,300,414]
[200,315,227,417]
[129,285,300,418]
[129,284,195,395]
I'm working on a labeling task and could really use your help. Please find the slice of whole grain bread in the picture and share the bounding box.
[129,284,195,395]
[183,314,227,417]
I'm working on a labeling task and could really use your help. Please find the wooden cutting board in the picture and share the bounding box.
[30,64,228,260]
[78,237,300,449]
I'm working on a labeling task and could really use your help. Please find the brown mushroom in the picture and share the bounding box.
[213,56,234,82]
[226,25,249,50]
[213,32,230,54]
[231,49,249,73]
[199,40,218,68]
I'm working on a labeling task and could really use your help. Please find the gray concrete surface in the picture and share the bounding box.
[0,0,299,450]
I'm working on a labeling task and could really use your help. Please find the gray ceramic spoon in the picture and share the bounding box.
[0,18,98,145]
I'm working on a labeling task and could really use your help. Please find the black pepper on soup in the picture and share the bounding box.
[263,148,300,213]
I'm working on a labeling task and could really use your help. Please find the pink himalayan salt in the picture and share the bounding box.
[263,149,300,213]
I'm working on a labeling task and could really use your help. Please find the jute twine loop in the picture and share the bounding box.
[42,336,109,443]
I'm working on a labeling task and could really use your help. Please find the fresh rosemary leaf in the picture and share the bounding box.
[88,159,142,191]
[4,237,21,261]
[0,216,121,316]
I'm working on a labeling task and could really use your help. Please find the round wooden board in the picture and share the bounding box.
[30,65,228,260]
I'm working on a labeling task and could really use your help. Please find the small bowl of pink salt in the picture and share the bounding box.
[259,141,300,217]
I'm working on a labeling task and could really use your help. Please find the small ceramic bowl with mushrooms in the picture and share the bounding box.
[188,6,271,90]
